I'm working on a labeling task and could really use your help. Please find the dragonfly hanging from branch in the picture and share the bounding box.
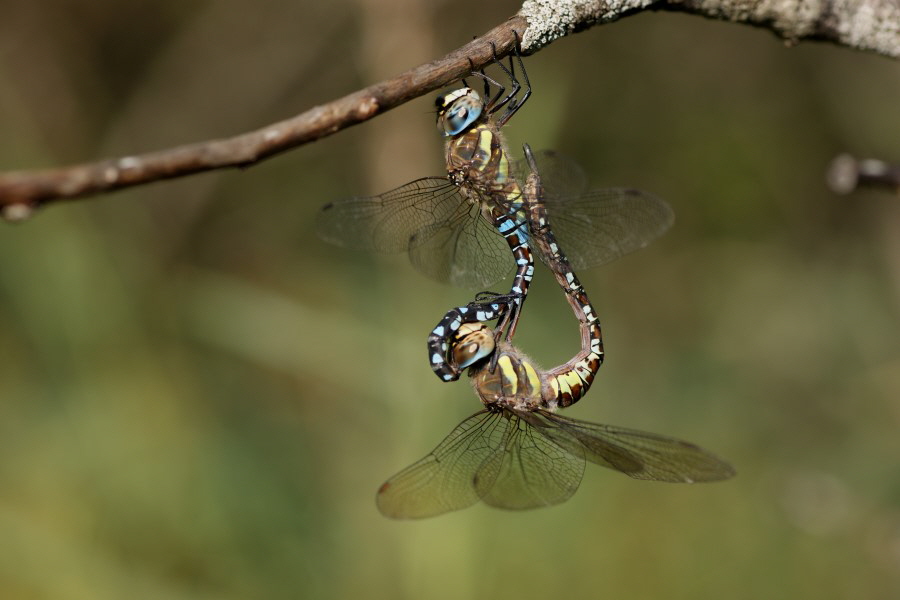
[376,144,734,519]
[319,45,672,381]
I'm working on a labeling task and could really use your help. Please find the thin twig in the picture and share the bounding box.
[2,0,899,221]
[0,18,526,220]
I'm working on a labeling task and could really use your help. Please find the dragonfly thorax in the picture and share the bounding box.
[436,88,484,137]
[470,343,548,412]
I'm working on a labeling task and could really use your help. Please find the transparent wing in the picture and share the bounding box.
[533,410,736,483]
[476,410,585,510]
[317,177,463,252]
[546,188,674,271]
[375,410,507,519]
[318,177,512,288]
[515,149,675,271]
[514,148,588,199]
[408,201,512,289]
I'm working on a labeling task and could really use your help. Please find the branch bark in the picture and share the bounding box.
[520,0,900,56]
[2,0,898,221]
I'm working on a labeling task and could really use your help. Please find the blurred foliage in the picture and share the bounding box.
[2,0,900,598]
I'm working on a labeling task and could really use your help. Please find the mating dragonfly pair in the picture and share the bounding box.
[318,45,734,519]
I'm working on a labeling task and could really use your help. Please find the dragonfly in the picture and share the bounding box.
[376,145,734,519]
[424,146,672,382]
[319,44,534,290]
[319,44,673,381]
[319,43,538,356]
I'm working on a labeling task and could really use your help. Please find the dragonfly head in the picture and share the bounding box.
[436,88,484,137]
[450,321,495,370]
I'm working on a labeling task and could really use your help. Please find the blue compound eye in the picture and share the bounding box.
[444,105,478,135]
[437,90,483,137]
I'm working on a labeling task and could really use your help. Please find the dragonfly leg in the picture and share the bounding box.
[469,55,496,105]
[494,33,531,127]
[462,57,480,98]
[483,290,524,374]
[481,42,518,118]
[469,68,506,114]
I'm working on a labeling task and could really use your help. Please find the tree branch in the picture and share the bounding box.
[520,0,900,56]
[0,18,526,221]
[2,0,898,221]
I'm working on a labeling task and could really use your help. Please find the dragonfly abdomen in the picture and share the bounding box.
[426,126,537,381]
[522,144,605,409]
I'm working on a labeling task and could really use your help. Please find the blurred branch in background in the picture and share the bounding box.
[827,154,900,196]
[1,0,898,220]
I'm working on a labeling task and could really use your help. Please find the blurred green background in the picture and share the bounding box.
[2,1,900,598]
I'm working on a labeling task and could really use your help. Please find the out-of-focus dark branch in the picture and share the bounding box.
[827,154,900,195]
[3,0,899,221]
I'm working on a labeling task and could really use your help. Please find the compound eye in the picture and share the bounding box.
[437,91,483,136]
[445,107,469,134]
[451,322,495,369]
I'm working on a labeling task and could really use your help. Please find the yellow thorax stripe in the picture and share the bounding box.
[497,354,517,396]
[522,360,541,396]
